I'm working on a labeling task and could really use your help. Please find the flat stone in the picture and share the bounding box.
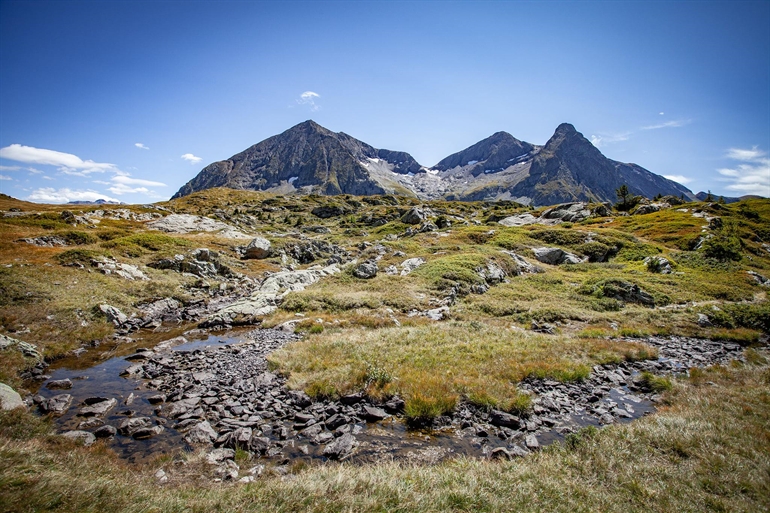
[322,433,356,460]
[0,382,24,410]
[61,430,96,446]
[79,398,117,417]
[46,379,72,390]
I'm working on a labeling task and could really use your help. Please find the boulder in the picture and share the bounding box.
[244,237,272,259]
[490,410,521,429]
[0,382,24,410]
[353,261,378,279]
[362,405,388,422]
[532,247,583,265]
[498,213,539,227]
[40,394,73,415]
[311,205,350,219]
[322,433,356,460]
[644,256,673,274]
[501,251,542,275]
[147,214,232,234]
[540,202,591,223]
[184,421,218,444]
[46,379,73,390]
[94,425,118,438]
[400,207,427,225]
[99,304,129,327]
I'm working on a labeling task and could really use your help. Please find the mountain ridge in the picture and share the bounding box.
[172,120,696,205]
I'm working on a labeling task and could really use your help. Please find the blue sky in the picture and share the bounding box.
[1,0,768,203]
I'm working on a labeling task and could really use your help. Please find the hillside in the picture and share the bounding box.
[0,190,768,512]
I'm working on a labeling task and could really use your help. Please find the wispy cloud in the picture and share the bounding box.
[716,146,770,196]
[297,91,320,111]
[0,174,12,181]
[106,175,166,195]
[641,119,692,130]
[0,165,23,171]
[181,153,202,164]
[589,132,631,149]
[26,187,120,204]
[663,174,692,185]
[135,143,149,150]
[0,144,118,175]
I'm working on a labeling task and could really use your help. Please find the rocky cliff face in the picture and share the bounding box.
[173,121,695,205]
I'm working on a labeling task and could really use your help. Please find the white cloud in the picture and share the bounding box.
[641,119,692,130]
[297,91,320,111]
[589,132,630,148]
[42,176,53,181]
[663,174,692,185]
[0,144,118,175]
[111,175,166,187]
[28,168,43,175]
[135,143,149,150]
[659,112,665,115]
[26,187,120,204]
[0,165,23,171]
[181,153,202,164]
[717,147,770,197]
[108,183,151,195]
[0,174,12,181]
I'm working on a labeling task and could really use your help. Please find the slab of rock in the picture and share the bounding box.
[490,410,521,429]
[244,237,272,259]
[362,405,388,422]
[501,251,542,275]
[0,383,24,410]
[498,213,539,227]
[40,394,73,415]
[46,379,73,390]
[94,425,118,438]
[148,214,232,234]
[322,433,356,460]
[0,333,42,360]
[61,430,96,446]
[540,202,591,223]
[78,398,117,417]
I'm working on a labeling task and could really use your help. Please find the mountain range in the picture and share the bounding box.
[172,120,695,205]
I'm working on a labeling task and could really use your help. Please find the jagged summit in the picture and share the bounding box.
[172,121,695,205]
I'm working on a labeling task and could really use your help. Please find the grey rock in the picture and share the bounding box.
[524,434,539,450]
[94,425,117,438]
[132,425,165,439]
[362,405,388,422]
[401,207,427,225]
[244,237,272,259]
[206,448,236,464]
[288,390,312,408]
[78,398,117,417]
[40,394,73,415]
[532,247,583,265]
[0,382,24,410]
[644,256,673,274]
[697,313,713,327]
[0,333,42,360]
[498,213,539,227]
[61,430,96,446]
[99,304,128,327]
[353,260,378,279]
[322,432,356,460]
[185,421,218,444]
[490,447,513,460]
[490,410,521,429]
[400,257,426,276]
[540,202,591,223]
[748,270,770,287]
[117,417,154,436]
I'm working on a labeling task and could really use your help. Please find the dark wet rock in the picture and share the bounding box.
[340,392,365,405]
[61,430,96,446]
[185,421,218,444]
[311,205,350,219]
[94,425,118,438]
[40,394,73,415]
[323,433,356,460]
[490,410,521,429]
[353,260,378,279]
[362,406,388,422]
[249,436,271,454]
[132,425,165,439]
[384,396,405,413]
[244,237,272,259]
[46,379,73,390]
[288,390,312,408]
[148,394,166,404]
[324,414,348,430]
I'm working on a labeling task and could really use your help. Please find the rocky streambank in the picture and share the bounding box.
[35,327,756,479]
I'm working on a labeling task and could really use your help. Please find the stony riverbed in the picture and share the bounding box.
[29,326,753,479]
